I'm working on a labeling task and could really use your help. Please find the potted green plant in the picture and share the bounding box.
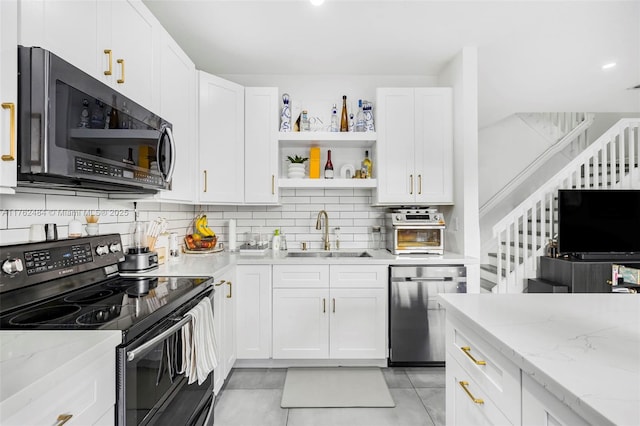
[286,155,308,178]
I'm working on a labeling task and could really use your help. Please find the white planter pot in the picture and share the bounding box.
[287,163,306,179]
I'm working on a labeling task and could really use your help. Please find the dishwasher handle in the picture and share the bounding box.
[391,276,457,282]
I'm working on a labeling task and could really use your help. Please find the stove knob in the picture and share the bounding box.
[2,258,24,275]
[95,245,109,256]
[109,243,122,253]
[395,214,402,221]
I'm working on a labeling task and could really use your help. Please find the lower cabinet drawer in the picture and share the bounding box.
[446,353,513,426]
[447,317,521,424]
[3,349,115,425]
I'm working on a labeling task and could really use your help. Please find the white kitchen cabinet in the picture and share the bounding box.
[522,374,588,426]
[198,71,245,204]
[446,353,512,426]
[376,87,453,205]
[272,264,387,360]
[20,0,160,110]
[99,0,160,111]
[245,87,279,203]
[213,269,236,394]
[155,29,196,202]
[235,265,271,359]
[0,0,17,194]
[272,288,330,358]
[0,332,119,426]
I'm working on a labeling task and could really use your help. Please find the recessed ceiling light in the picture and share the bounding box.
[310,0,325,5]
[602,62,617,70]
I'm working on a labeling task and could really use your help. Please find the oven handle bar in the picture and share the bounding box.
[127,315,191,362]
[391,277,456,282]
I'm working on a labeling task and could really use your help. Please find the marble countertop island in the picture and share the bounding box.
[438,293,640,426]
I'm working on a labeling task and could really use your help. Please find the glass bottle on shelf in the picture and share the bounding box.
[121,101,131,129]
[340,95,348,132]
[90,100,105,129]
[324,150,334,179]
[364,100,375,131]
[355,99,365,132]
[280,93,291,132]
[348,112,354,132]
[301,110,310,131]
[330,104,338,132]
[362,150,372,178]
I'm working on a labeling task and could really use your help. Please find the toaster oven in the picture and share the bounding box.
[386,209,445,255]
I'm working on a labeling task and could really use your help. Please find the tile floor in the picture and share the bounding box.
[213,367,445,426]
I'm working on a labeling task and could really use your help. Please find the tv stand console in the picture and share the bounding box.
[532,257,640,293]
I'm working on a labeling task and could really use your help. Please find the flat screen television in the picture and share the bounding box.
[557,189,640,260]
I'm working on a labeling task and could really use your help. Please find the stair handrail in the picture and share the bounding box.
[491,118,640,293]
[480,113,594,217]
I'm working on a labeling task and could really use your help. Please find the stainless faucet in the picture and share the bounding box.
[315,210,330,250]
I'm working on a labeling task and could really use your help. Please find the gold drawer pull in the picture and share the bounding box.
[272,174,275,194]
[226,281,232,298]
[409,174,414,195]
[459,381,484,404]
[322,298,326,313]
[56,414,73,426]
[418,174,422,194]
[117,58,125,84]
[203,170,208,192]
[103,49,113,75]
[461,346,486,365]
[1,102,16,161]
[214,279,226,287]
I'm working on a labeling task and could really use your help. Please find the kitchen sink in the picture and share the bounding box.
[286,251,372,258]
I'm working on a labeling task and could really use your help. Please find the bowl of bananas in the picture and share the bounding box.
[185,214,218,250]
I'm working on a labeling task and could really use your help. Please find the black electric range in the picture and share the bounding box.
[0,234,213,344]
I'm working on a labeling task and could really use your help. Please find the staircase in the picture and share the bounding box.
[482,118,640,293]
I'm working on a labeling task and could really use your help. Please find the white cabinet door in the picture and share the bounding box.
[236,265,271,359]
[272,288,329,359]
[375,87,453,205]
[0,0,18,193]
[329,288,386,359]
[414,88,453,204]
[198,71,245,204]
[156,30,196,202]
[212,276,225,394]
[245,87,278,204]
[522,374,587,426]
[105,0,159,111]
[222,272,237,376]
[19,0,100,78]
[376,88,416,204]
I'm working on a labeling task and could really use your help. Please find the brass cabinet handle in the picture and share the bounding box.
[203,170,208,192]
[271,175,275,195]
[103,49,113,75]
[461,346,486,365]
[409,175,414,195]
[332,298,335,313]
[55,414,73,426]
[226,281,232,298]
[459,381,484,404]
[322,298,326,313]
[1,103,16,161]
[418,175,422,195]
[214,279,226,287]
[117,58,125,84]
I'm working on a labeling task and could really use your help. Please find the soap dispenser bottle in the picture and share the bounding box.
[272,229,281,251]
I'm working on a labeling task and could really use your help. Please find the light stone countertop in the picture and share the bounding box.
[438,293,640,426]
[124,249,477,278]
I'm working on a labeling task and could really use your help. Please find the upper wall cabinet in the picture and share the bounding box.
[0,0,18,194]
[155,30,196,203]
[20,0,160,111]
[375,88,453,205]
[244,87,279,204]
[198,71,245,204]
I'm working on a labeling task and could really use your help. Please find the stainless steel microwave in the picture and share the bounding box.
[17,46,175,193]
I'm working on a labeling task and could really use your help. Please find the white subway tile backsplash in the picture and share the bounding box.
[1,187,387,251]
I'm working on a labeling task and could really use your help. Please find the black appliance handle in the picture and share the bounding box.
[157,125,176,183]
[127,314,190,361]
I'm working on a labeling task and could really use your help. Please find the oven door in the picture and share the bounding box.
[392,226,445,254]
[116,291,214,426]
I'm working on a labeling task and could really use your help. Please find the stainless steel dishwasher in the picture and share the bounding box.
[389,265,466,366]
